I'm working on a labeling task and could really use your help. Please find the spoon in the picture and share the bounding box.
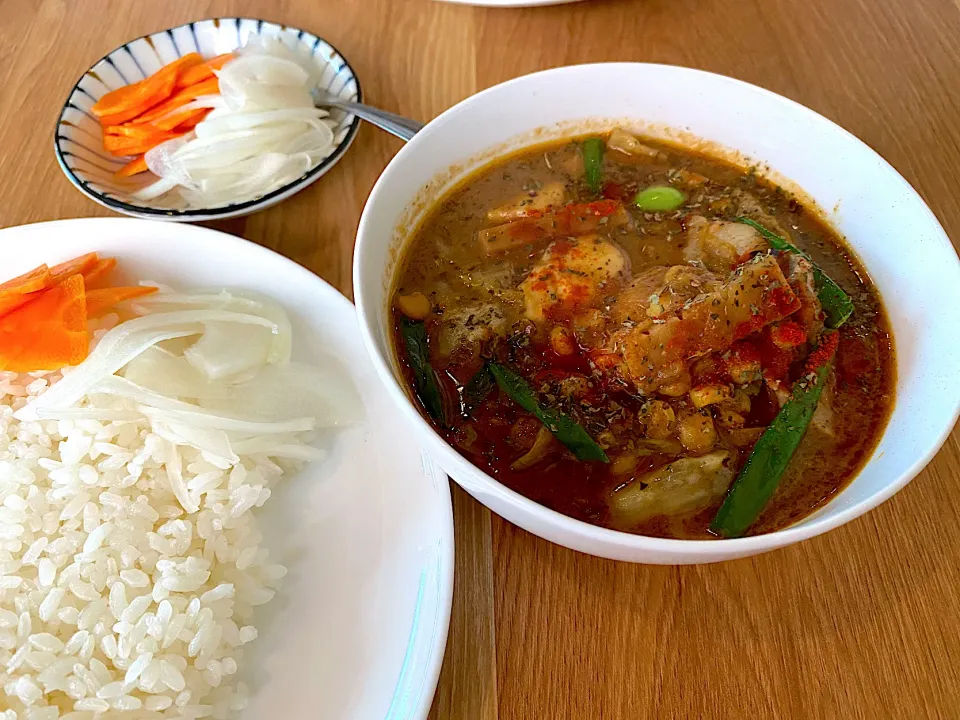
[312,90,423,141]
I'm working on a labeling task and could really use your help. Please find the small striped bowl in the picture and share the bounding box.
[55,18,362,221]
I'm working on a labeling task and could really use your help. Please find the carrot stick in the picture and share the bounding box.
[103,131,184,157]
[85,286,157,317]
[103,124,168,140]
[130,77,219,126]
[153,107,210,132]
[92,53,202,124]
[176,53,234,88]
[82,257,118,288]
[114,155,150,179]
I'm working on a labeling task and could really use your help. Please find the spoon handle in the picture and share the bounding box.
[325,100,424,142]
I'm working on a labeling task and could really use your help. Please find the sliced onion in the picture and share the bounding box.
[184,321,273,380]
[131,175,181,202]
[123,346,232,399]
[138,406,314,435]
[15,310,276,421]
[137,39,335,210]
[200,361,361,427]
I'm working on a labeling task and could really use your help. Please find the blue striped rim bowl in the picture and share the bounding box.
[55,18,362,221]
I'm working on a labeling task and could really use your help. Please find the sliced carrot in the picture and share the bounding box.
[171,108,211,131]
[176,53,234,89]
[114,155,150,179]
[82,257,118,288]
[0,274,88,373]
[103,124,166,140]
[85,285,157,317]
[92,53,202,123]
[130,76,220,126]
[94,72,178,127]
[103,131,183,157]
[0,293,44,319]
[49,253,100,285]
[0,264,51,297]
[153,106,210,132]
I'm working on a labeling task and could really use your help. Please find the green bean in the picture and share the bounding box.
[399,319,446,427]
[487,361,608,462]
[710,334,838,537]
[582,138,605,194]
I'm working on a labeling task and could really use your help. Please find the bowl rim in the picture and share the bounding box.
[354,61,960,556]
[53,16,363,219]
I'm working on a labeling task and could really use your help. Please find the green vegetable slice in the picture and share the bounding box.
[736,217,854,328]
[462,365,495,415]
[633,185,685,212]
[487,361,608,463]
[710,334,838,538]
[581,138,605,194]
[400,318,447,427]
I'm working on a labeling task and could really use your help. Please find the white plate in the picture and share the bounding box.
[0,218,453,719]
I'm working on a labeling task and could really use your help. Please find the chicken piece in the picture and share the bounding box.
[487,181,566,224]
[521,234,629,323]
[786,255,824,343]
[684,216,768,272]
[478,200,631,256]
[436,303,507,359]
[607,128,667,162]
[609,451,734,528]
[602,254,800,395]
[611,264,720,327]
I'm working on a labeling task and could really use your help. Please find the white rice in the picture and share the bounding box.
[0,366,293,718]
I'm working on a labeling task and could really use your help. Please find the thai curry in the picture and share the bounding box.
[391,128,895,539]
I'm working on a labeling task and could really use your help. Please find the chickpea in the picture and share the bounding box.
[638,400,676,439]
[688,383,733,409]
[395,291,431,320]
[678,409,717,454]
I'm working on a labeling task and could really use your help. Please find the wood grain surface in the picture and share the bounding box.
[1,0,959,717]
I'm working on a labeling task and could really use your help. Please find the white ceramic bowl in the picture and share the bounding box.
[1,219,453,716]
[55,18,361,221]
[354,63,960,564]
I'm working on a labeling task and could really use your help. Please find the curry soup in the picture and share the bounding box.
[390,129,894,539]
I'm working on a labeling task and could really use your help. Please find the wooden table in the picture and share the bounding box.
[2,0,959,716]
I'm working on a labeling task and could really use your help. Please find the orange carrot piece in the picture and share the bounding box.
[49,253,100,285]
[103,131,183,157]
[153,106,210,132]
[103,124,167,140]
[0,293,43,319]
[0,264,51,297]
[171,108,211,131]
[114,155,150,179]
[81,257,118,288]
[92,53,202,123]
[0,274,88,372]
[130,76,219,126]
[93,72,178,127]
[85,286,157,317]
[177,53,234,88]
